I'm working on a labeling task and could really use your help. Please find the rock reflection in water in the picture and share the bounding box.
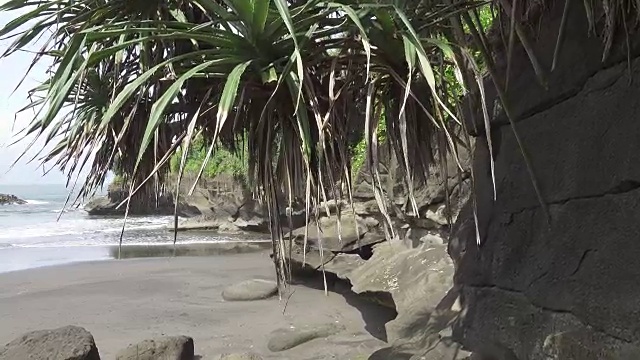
[110,241,271,259]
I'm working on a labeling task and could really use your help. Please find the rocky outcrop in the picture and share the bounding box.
[352,139,471,220]
[283,138,471,266]
[350,242,454,342]
[85,187,198,216]
[0,194,26,205]
[272,136,472,359]
[0,325,100,360]
[293,238,469,359]
[115,335,194,360]
[168,129,471,238]
[171,174,306,234]
[289,211,386,253]
[450,2,640,359]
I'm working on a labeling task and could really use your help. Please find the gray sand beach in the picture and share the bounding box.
[0,249,394,359]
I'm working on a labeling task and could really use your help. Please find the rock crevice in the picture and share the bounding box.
[504,179,640,220]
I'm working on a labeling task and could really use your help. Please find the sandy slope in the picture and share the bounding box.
[0,251,394,359]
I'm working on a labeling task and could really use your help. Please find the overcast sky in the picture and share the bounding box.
[0,10,77,186]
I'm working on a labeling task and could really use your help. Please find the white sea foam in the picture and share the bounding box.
[0,215,172,240]
[0,190,266,251]
[24,200,49,205]
[7,238,269,249]
[50,209,69,213]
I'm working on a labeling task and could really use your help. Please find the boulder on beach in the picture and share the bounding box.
[0,325,100,360]
[222,279,278,301]
[84,193,198,216]
[115,335,194,360]
[0,194,26,205]
[267,323,346,352]
[289,214,386,253]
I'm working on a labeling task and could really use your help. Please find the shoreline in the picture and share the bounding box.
[0,241,272,274]
[0,251,394,359]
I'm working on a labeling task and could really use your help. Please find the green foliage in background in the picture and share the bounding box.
[170,135,247,181]
[351,117,387,175]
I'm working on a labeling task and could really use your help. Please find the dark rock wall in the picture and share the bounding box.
[452,2,640,359]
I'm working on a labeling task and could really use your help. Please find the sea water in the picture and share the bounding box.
[0,184,265,273]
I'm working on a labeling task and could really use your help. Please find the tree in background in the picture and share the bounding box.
[169,134,247,182]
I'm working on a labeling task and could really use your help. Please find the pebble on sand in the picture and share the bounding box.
[267,323,346,352]
[115,335,194,360]
[222,279,278,301]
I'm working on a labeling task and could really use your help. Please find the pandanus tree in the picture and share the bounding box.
[1,0,635,287]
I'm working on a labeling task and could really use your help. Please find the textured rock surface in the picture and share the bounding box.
[462,0,640,135]
[279,143,470,358]
[84,189,197,216]
[354,137,471,212]
[222,279,278,301]
[172,175,306,234]
[349,242,454,321]
[0,325,100,360]
[0,194,26,205]
[287,236,463,358]
[289,214,383,252]
[115,335,194,360]
[450,2,640,359]
[267,323,346,352]
[348,241,462,360]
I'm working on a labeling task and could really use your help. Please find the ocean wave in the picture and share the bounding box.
[6,238,269,249]
[25,200,50,205]
[0,215,173,240]
[50,208,78,213]
[95,223,172,234]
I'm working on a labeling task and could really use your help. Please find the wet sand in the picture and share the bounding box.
[0,250,395,359]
